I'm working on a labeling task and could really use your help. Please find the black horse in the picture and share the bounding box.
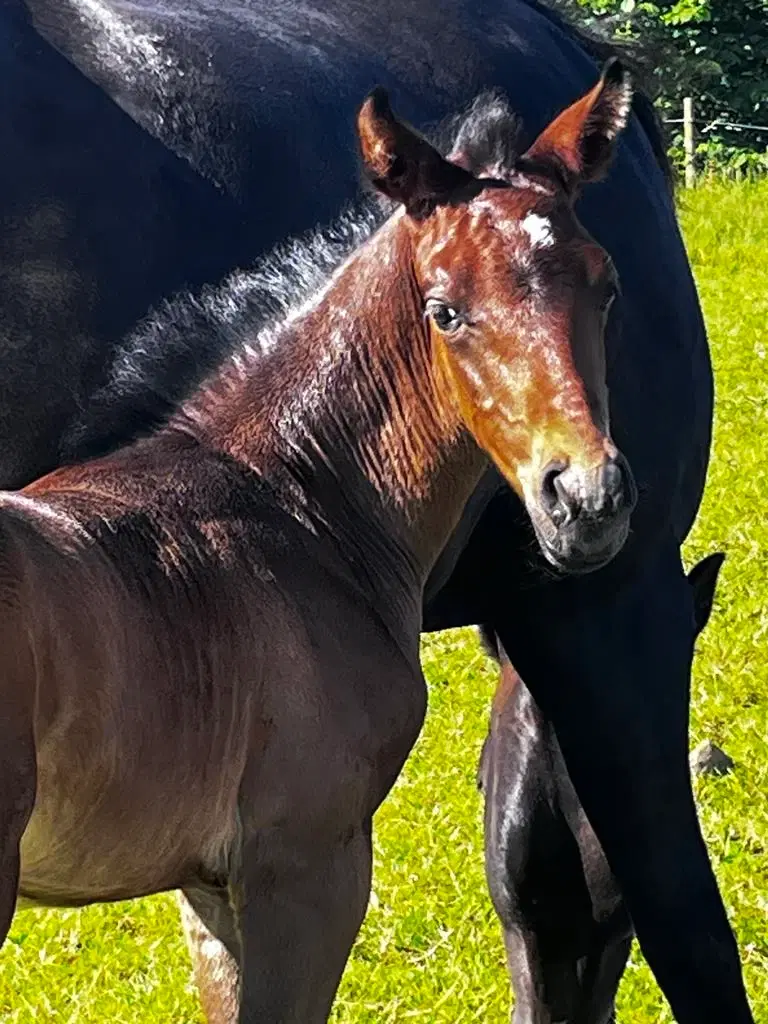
[0,2,753,1022]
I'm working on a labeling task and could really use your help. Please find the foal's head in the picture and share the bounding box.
[358,61,636,573]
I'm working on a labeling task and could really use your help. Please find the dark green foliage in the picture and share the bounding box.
[570,0,768,172]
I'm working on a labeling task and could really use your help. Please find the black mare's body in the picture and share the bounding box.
[0,3,751,1021]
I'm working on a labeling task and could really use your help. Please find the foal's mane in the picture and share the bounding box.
[169,198,460,510]
[61,199,385,461]
[61,93,522,466]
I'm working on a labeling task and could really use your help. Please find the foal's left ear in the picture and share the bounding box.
[521,59,633,190]
[357,88,480,218]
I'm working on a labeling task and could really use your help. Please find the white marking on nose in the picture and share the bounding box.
[521,213,554,249]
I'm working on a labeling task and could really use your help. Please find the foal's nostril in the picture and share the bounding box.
[540,460,577,528]
[540,461,566,514]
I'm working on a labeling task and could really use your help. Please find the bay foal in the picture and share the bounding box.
[2,66,633,1021]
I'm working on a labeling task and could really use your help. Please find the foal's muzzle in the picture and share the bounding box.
[531,453,636,573]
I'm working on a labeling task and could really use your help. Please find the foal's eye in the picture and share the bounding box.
[425,299,463,333]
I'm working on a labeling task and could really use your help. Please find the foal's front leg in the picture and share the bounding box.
[0,762,34,949]
[0,686,37,948]
[179,886,241,1024]
[233,822,373,1024]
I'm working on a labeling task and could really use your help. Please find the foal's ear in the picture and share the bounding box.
[357,88,480,218]
[521,59,633,190]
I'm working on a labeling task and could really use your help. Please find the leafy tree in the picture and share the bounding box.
[569,0,768,169]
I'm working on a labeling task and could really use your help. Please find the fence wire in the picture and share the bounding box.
[664,118,768,134]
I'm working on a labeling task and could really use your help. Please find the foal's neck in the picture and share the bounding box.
[178,214,487,626]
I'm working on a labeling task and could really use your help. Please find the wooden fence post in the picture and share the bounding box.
[683,97,695,187]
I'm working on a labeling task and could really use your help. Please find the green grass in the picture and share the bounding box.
[2,181,767,1022]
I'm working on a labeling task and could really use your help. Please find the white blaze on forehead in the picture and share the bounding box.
[520,213,554,249]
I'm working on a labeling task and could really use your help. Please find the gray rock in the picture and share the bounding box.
[690,740,735,777]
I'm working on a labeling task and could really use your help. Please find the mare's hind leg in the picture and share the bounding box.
[233,822,372,1023]
[179,886,240,1024]
[495,543,753,1024]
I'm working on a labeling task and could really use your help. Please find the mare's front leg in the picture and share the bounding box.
[232,822,372,1024]
[493,542,753,1024]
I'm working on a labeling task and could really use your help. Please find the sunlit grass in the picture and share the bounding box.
[2,181,767,1022]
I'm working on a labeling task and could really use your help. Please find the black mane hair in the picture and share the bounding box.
[478,624,502,663]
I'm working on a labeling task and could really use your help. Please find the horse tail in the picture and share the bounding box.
[477,623,500,662]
